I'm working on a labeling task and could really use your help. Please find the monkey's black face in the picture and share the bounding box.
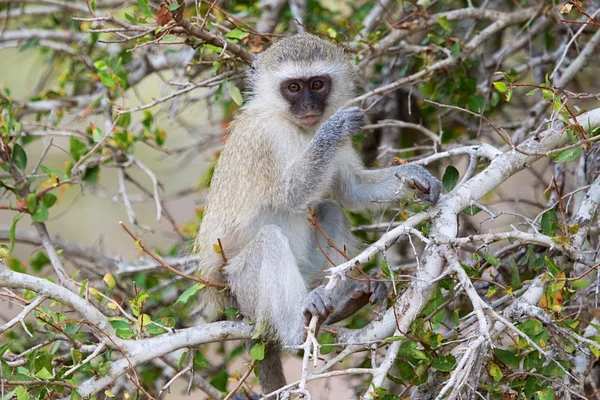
[279,75,331,127]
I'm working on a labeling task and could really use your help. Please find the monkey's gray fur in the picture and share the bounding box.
[193,34,441,396]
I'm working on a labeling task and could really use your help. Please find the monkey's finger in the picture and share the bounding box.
[369,283,389,304]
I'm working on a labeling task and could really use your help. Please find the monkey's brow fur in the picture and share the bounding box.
[256,34,348,70]
[191,34,441,397]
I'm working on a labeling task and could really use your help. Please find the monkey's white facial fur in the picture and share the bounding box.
[246,35,355,131]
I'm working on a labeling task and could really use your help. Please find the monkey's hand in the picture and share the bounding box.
[394,164,443,205]
[316,106,365,144]
[302,285,334,327]
[325,279,389,325]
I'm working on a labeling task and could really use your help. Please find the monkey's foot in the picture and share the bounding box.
[230,392,260,400]
[405,169,443,205]
[302,285,334,325]
[351,279,389,304]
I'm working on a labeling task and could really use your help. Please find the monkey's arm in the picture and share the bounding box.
[336,162,442,207]
[283,107,364,210]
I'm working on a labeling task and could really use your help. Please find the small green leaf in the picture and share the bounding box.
[437,16,452,33]
[210,370,228,392]
[137,0,153,18]
[431,355,456,372]
[175,283,205,305]
[442,166,459,192]
[541,209,559,236]
[493,82,507,93]
[193,350,210,369]
[91,124,104,142]
[318,332,335,355]
[488,362,503,382]
[494,348,519,369]
[42,193,57,208]
[103,273,116,289]
[12,143,27,170]
[554,147,582,163]
[168,2,180,10]
[34,367,53,380]
[249,342,265,360]
[463,205,481,216]
[32,203,48,222]
[395,359,415,381]
[16,386,31,400]
[26,193,37,213]
[225,28,249,41]
[526,88,539,96]
[481,252,499,266]
[69,137,87,161]
[228,82,243,106]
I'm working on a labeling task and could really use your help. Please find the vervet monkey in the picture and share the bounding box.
[194,34,442,396]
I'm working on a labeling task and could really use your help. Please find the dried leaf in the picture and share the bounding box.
[156,4,173,26]
[559,3,573,14]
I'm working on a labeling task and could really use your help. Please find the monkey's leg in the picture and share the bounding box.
[308,200,388,325]
[224,225,320,396]
[224,224,308,346]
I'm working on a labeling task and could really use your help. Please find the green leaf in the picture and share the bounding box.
[228,82,243,106]
[193,350,210,369]
[16,386,31,400]
[554,147,582,163]
[318,332,335,355]
[431,355,456,372]
[34,367,53,379]
[69,137,87,161]
[26,193,37,213]
[493,82,507,93]
[137,0,153,18]
[91,124,104,143]
[481,252,499,266]
[12,143,27,170]
[82,165,100,183]
[468,95,485,112]
[395,359,414,381]
[437,16,452,33]
[32,203,48,222]
[225,28,249,41]
[488,361,503,382]
[223,307,238,317]
[249,342,265,361]
[494,348,519,369]
[381,335,406,344]
[175,283,205,305]
[442,165,459,192]
[103,273,116,290]
[541,209,559,236]
[168,2,180,10]
[29,251,50,272]
[544,256,561,276]
[463,205,481,216]
[42,193,57,208]
[210,370,228,392]
[124,12,137,23]
[526,88,539,96]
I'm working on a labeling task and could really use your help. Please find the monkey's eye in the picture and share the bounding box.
[311,80,324,90]
[288,82,302,92]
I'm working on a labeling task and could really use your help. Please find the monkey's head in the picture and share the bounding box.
[247,34,355,129]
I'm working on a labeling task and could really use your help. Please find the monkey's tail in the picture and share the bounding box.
[258,342,287,398]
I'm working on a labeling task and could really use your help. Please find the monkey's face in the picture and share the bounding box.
[279,75,332,128]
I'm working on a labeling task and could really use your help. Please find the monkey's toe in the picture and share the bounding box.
[230,392,260,400]
[303,286,334,324]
